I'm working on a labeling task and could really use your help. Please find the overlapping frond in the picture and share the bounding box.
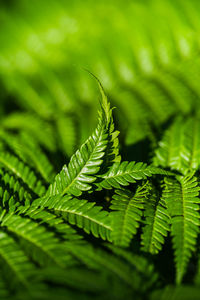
[46,86,113,197]
[46,118,107,197]
[0,130,55,183]
[110,184,150,247]
[0,230,36,289]
[18,205,82,241]
[56,114,77,158]
[0,152,46,197]
[1,213,70,267]
[32,195,112,241]
[1,1,200,295]
[0,170,32,208]
[153,117,200,174]
[141,186,170,254]
[162,174,200,284]
[107,244,159,292]
[96,79,121,170]
[2,113,56,152]
[96,161,171,190]
[64,241,136,288]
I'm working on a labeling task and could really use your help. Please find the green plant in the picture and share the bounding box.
[2,0,200,299]
[0,77,199,299]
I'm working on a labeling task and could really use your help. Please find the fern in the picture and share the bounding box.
[153,117,200,174]
[96,78,121,169]
[56,114,77,158]
[106,244,158,290]
[0,152,46,197]
[1,212,70,267]
[2,112,56,152]
[46,119,108,197]
[110,183,150,247]
[96,161,171,190]
[18,205,82,242]
[0,130,55,183]
[64,241,138,288]
[32,195,112,241]
[162,174,200,284]
[0,231,36,289]
[1,1,200,297]
[141,185,170,254]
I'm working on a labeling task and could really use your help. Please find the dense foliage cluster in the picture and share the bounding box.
[1,0,200,299]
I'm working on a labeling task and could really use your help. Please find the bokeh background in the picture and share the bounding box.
[1,0,200,163]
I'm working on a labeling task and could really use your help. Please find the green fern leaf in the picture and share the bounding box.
[96,78,121,169]
[0,152,46,197]
[64,242,136,288]
[0,170,32,206]
[110,184,150,247]
[106,244,158,290]
[96,161,171,190]
[1,213,70,267]
[0,230,36,289]
[18,205,82,241]
[141,186,170,254]
[46,118,108,197]
[56,114,77,158]
[46,76,123,198]
[2,112,56,152]
[32,195,112,241]
[153,117,200,174]
[162,174,200,284]
[0,130,55,183]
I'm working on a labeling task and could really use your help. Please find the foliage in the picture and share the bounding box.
[1,0,200,299]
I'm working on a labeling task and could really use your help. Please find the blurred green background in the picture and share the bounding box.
[0,0,200,162]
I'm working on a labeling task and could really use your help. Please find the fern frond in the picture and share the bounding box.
[153,117,185,171]
[162,174,200,284]
[0,170,32,207]
[153,117,200,174]
[0,152,46,197]
[5,75,55,119]
[0,174,18,209]
[47,118,107,197]
[32,195,112,241]
[1,213,70,267]
[96,161,171,190]
[106,244,158,290]
[18,205,82,241]
[0,130,55,183]
[40,266,108,293]
[64,242,136,288]
[46,81,118,197]
[141,187,170,254]
[0,230,36,289]
[2,112,56,152]
[95,78,121,169]
[56,114,77,158]
[19,132,55,182]
[110,184,150,247]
